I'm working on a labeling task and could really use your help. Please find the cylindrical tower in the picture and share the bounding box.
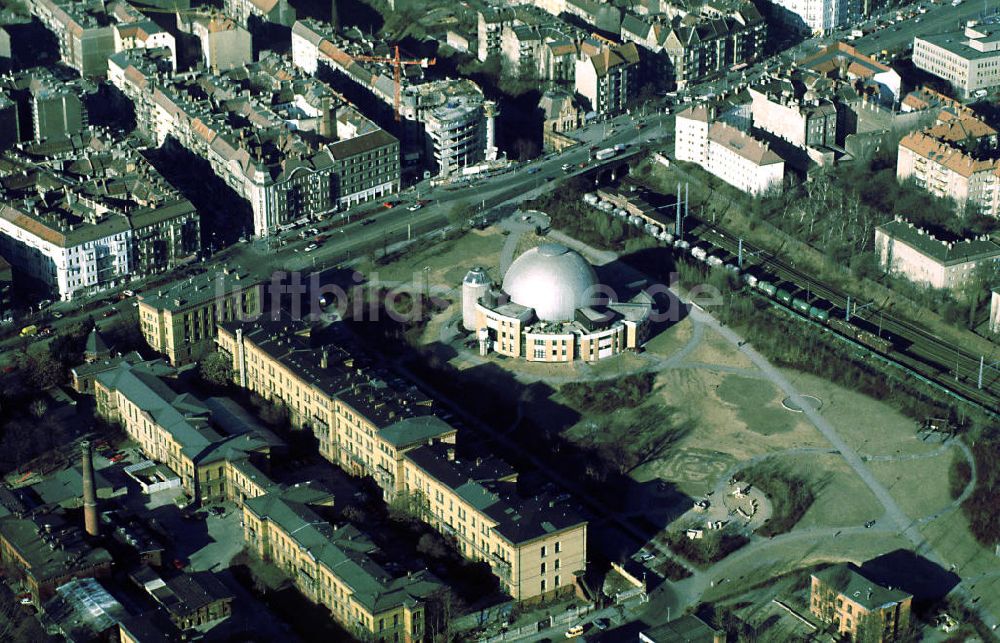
[81,440,99,537]
[483,100,498,161]
[462,267,490,331]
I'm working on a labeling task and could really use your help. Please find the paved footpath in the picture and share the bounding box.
[685,305,998,632]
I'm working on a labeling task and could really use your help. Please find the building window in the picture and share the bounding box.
[555,541,561,554]
[540,579,546,593]
[540,562,546,574]
[540,545,547,558]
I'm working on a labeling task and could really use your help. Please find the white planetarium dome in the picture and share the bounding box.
[502,244,599,322]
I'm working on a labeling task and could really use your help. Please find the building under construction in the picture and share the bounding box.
[292,19,496,179]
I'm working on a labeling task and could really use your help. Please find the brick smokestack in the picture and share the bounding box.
[81,440,98,536]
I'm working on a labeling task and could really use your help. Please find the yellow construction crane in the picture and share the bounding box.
[348,46,435,122]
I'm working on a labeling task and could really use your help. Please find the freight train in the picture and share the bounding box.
[581,192,899,355]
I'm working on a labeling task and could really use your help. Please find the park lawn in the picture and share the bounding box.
[868,450,958,521]
[778,369,941,458]
[787,455,882,530]
[644,316,695,358]
[683,326,755,370]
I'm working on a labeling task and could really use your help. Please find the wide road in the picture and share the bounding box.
[853,0,996,57]
[0,109,675,356]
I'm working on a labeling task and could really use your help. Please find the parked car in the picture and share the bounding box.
[594,618,611,630]
[565,625,584,638]
[361,218,376,226]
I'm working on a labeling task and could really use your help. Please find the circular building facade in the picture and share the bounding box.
[464,242,652,363]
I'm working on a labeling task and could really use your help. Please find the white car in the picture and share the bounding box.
[408,203,422,211]
[565,625,584,638]
[304,243,318,252]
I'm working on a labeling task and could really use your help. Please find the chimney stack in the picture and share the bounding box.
[81,441,99,536]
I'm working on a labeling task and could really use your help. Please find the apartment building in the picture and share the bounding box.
[896,111,1000,216]
[223,0,296,29]
[31,82,87,142]
[913,23,1000,99]
[94,359,284,505]
[179,13,252,72]
[492,6,585,83]
[402,442,587,601]
[292,20,491,177]
[217,320,589,601]
[575,42,640,115]
[109,48,400,237]
[114,18,177,71]
[875,218,1000,292]
[676,104,783,195]
[215,320,449,471]
[620,2,765,89]
[25,0,116,76]
[243,483,440,642]
[707,122,784,195]
[478,6,515,62]
[138,267,262,365]
[747,82,839,148]
[810,564,911,642]
[798,42,901,105]
[0,203,132,301]
[765,0,881,35]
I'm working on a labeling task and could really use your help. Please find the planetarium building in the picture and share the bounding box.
[462,243,652,363]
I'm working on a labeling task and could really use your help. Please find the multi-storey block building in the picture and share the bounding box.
[109,48,400,237]
[810,564,912,642]
[0,150,200,301]
[25,0,116,77]
[402,442,587,601]
[138,266,262,365]
[291,20,492,177]
[620,2,765,89]
[575,42,640,115]
[94,359,284,505]
[676,104,784,195]
[875,217,1000,293]
[798,42,901,106]
[178,12,253,73]
[215,320,448,470]
[223,0,296,29]
[896,110,1000,216]
[747,81,839,148]
[217,319,589,601]
[913,23,1000,100]
[243,483,440,642]
[491,6,585,83]
[764,0,882,36]
[706,121,784,195]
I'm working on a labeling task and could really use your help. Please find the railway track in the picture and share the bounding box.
[690,220,1000,415]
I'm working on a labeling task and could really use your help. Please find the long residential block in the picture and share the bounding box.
[108,48,400,237]
[216,320,588,601]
